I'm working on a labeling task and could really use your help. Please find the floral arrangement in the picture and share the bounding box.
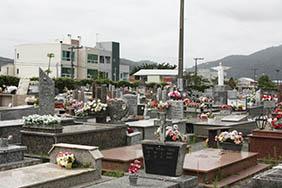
[271,114,282,129]
[221,105,232,110]
[183,98,192,106]
[56,152,75,169]
[199,111,215,120]
[261,95,273,101]
[74,99,107,117]
[185,101,200,108]
[127,127,134,134]
[148,100,158,109]
[168,90,182,100]
[215,130,244,145]
[246,94,256,106]
[128,160,141,174]
[157,101,170,112]
[23,114,61,126]
[25,96,38,105]
[71,100,84,110]
[155,124,187,142]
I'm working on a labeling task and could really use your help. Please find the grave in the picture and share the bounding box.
[101,144,143,172]
[249,129,282,159]
[21,123,127,159]
[0,143,103,188]
[92,83,107,123]
[16,78,30,95]
[252,164,282,188]
[39,68,55,115]
[123,93,138,117]
[126,119,186,140]
[167,100,184,120]
[107,98,128,123]
[0,105,38,121]
[190,117,256,138]
[0,136,40,171]
[183,148,269,187]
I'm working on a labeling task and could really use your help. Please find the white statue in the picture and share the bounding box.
[212,62,230,86]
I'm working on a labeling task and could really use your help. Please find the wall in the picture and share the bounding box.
[148,75,160,83]
[119,64,130,80]
[0,64,15,76]
[15,43,62,78]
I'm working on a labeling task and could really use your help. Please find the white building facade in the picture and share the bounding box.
[14,36,125,80]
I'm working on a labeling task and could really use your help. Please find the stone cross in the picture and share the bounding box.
[156,87,162,101]
[212,62,230,86]
[154,113,172,143]
[39,68,55,115]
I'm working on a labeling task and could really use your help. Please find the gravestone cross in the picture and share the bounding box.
[39,68,55,115]
[154,113,172,142]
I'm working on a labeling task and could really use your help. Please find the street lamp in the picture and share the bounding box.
[194,57,204,77]
[255,114,268,130]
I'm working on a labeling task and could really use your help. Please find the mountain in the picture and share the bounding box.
[193,45,282,80]
[120,58,157,73]
[0,56,14,66]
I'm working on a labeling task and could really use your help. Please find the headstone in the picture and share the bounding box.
[77,89,85,102]
[227,90,237,99]
[214,86,228,105]
[115,88,122,98]
[161,89,168,102]
[72,89,79,100]
[204,88,213,98]
[157,87,162,101]
[108,98,128,123]
[39,68,55,115]
[142,140,187,177]
[123,94,138,116]
[16,78,30,95]
[256,90,261,105]
[167,100,184,120]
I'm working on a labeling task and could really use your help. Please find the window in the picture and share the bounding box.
[87,69,98,79]
[16,53,19,59]
[61,67,73,77]
[16,68,19,74]
[62,51,74,61]
[99,56,104,63]
[105,56,111,64]
[87,54,98,63]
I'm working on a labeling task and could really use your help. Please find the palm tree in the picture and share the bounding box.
[46,53,55,76]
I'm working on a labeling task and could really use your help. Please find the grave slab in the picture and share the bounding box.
[182,148,269,187]
[252,165,282,188]
[93,175,178,188]
[0,163,96,188]
[101,144,143,172]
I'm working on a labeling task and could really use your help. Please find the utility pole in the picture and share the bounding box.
[69,45,83,79]
[177,0,185,91]
[251,68,258,81]
[276,69,280,85]
[193,57,204,77]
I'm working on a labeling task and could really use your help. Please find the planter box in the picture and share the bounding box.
[23,124,63,134]
[142,140,187,177]
[219,142,242,151]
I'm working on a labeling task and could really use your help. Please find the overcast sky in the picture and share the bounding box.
[1,0,282,68]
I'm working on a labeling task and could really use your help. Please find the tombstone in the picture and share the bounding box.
[77,89,85,102]
[107,98,128,123]
[167,100,184,120]
[213,86,228,105]
[123,94,138,116]
[72,89,79,100]
[16,78,30,95]
[204,88,214,98]
[227,90,237,100]
[39,68,55,115]
[253,164,282,188]
[92,84,107,123]
[161,89,168,102]
[115,88,122,98]
[256,90,261,105]
[156,87,162,101]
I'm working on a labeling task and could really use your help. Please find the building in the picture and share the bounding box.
[237,77,257,88]
[14,35,123,80]
[0,57,14,76]
[134,69,178,83]
[119,64,130,81]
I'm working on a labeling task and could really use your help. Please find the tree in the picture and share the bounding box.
[258,75,276,91]
[227,77,237,89]
[46,53,55,76]
[130,62,176,75]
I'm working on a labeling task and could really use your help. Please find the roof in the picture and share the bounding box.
[238,77,256,82]
[133,69,178,76]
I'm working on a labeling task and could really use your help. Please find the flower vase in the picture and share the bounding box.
[129,174,138,186]
[219,142,242,151]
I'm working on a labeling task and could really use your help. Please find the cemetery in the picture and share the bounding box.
[0,62,281,188]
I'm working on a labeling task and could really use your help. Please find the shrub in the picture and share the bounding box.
[0,75,20,88]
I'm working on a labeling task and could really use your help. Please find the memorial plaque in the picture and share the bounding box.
[137,104,145,116]
[142,144,179,176]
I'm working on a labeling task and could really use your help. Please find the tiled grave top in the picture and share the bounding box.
[93,176,178,188]
[126,119,185,128]
[183,148,257,172]
[49,143,98,151]
[0,163,94,188]
[101,144,143,162]
[62,124,125,134]
[0,145,27,153]
[191,119,253,126]
[0,119,23,128]
[221,114,248,122]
